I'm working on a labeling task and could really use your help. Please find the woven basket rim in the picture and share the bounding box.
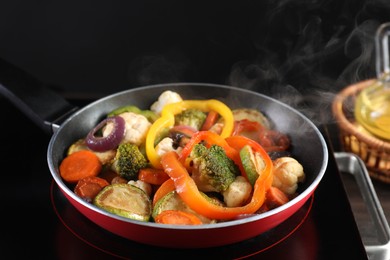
[332,78,390,152]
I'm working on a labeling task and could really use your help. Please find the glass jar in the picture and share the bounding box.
[354,22,390,141]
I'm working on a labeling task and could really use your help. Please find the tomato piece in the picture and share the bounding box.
[258,130,290,151]
[138,168,170,185]
[74,176,110,202]
[232,119,263,136]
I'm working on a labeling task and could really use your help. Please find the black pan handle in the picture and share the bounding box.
[0,58,78,134]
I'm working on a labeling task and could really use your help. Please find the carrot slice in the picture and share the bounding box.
[265,186,289,209]
[154,210,202,225]
[152,179,175,206]
[201,110,219,131]
[74,176,109,202]
[59,150,102,183]
[138,168,170,185]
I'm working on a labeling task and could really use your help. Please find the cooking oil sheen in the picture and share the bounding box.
[354,81,390,140]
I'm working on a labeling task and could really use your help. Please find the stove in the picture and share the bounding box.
[1,91,368,259]
[1,0,386,256]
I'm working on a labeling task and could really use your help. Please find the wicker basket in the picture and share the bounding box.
[332,79,390,184]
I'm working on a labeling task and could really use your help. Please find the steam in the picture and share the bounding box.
[341,20,378,83]
[127,50,192,86]
[226,0,389,126]
[124,0,390,127]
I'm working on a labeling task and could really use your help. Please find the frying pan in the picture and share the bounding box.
[0,71,328,248]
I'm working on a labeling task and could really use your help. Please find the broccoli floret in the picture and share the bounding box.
[111,143,148,180]
[175,109,207,130]
[190,144,239,193]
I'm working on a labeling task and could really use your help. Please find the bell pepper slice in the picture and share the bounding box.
[161,135,273,220]
[146,99,234,169]
[152,179,176,206]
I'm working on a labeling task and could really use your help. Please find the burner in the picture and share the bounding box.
[51,180,315,259]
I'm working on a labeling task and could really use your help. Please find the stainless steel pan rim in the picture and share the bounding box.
[47,82,328,230]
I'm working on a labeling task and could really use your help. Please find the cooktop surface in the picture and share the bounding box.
[1,95,367,259]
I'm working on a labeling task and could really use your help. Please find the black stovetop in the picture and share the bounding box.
[1,94,367,259]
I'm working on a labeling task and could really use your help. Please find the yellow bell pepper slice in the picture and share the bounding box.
[146,99,234,169]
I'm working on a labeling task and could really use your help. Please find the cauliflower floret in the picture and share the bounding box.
[208,122,224,135]
[155,137,177,157]
[150,90,183,115]
[103,112,151,146]
[222,176,252,207]
[91,150,116,165]
[127,180,152,197]
[272,157,305,195]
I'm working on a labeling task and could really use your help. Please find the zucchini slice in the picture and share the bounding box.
[232,108,271,128]
[240,145,266,186]
[152,191,216,224]
[93,183,152,222]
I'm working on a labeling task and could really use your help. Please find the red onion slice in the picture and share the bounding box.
[86,116,126,152]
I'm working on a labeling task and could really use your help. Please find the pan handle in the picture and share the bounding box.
[0,58,78,134]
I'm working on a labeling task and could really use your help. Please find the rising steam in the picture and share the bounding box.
[226,0,390,126]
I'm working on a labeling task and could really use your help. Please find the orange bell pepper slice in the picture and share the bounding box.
[161,137,273,220]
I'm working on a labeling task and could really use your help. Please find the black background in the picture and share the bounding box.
[1,0,389,99]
